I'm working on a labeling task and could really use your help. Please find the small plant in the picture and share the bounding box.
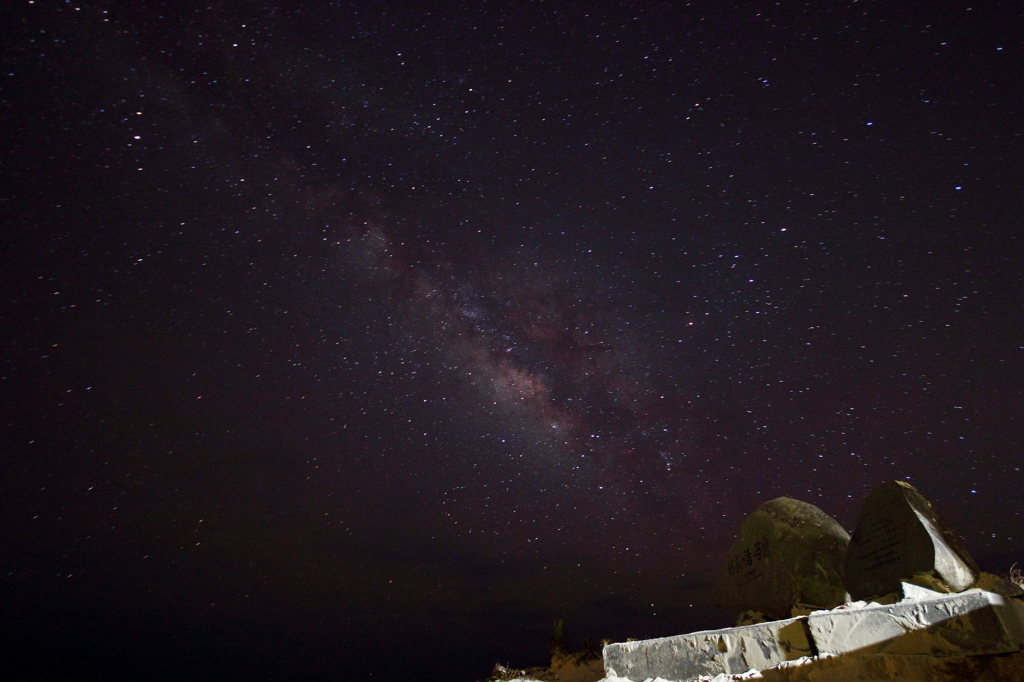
[576,637,602,662]
[1005,563,1023,588]
[549,618,568,654]
[484,662,525,681]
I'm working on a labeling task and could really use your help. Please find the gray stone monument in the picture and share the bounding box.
[844,480,980,601]
[711,497,851,621]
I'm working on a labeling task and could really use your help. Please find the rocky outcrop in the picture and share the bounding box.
[711,497,850,622]
[844,480,980,601]
[598,482,1023,682]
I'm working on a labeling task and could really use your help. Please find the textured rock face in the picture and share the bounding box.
[600,590,1024,682]
[844,481,980,601]
[711,497,851,621]
[602,617,813,681]
[808,590,1024,658]
[725,649,1024,682]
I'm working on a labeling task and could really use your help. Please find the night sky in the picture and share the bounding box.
[1,1,1020,680]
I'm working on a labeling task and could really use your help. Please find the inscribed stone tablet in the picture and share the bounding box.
[844,480,980,601]
[711,497,850,621]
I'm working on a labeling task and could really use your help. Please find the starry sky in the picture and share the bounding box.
[1,1,1020,680]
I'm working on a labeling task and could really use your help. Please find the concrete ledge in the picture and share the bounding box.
[808,589,1024,658]
[602,591,1024,682]
[603,617,812,681]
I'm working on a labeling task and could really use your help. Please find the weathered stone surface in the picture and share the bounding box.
[808,589,1024,658]
[714,648,1024,681]
[598,591,1024,682]
[898,581,945,601]
[711,497,850,621]
[602,617,813,682]
[844,481,980,601]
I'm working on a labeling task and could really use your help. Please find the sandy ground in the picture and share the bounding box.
[488,651,605,682]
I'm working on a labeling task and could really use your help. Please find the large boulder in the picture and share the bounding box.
[844,480,980,601]
[711,497,851,621]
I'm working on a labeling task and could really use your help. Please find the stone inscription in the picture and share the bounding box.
[713,496,850,618]
[850,509,914,573]
[727,534,772,583]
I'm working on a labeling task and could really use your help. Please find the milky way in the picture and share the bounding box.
[336,216,718,511]
[2,2,1019,681]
